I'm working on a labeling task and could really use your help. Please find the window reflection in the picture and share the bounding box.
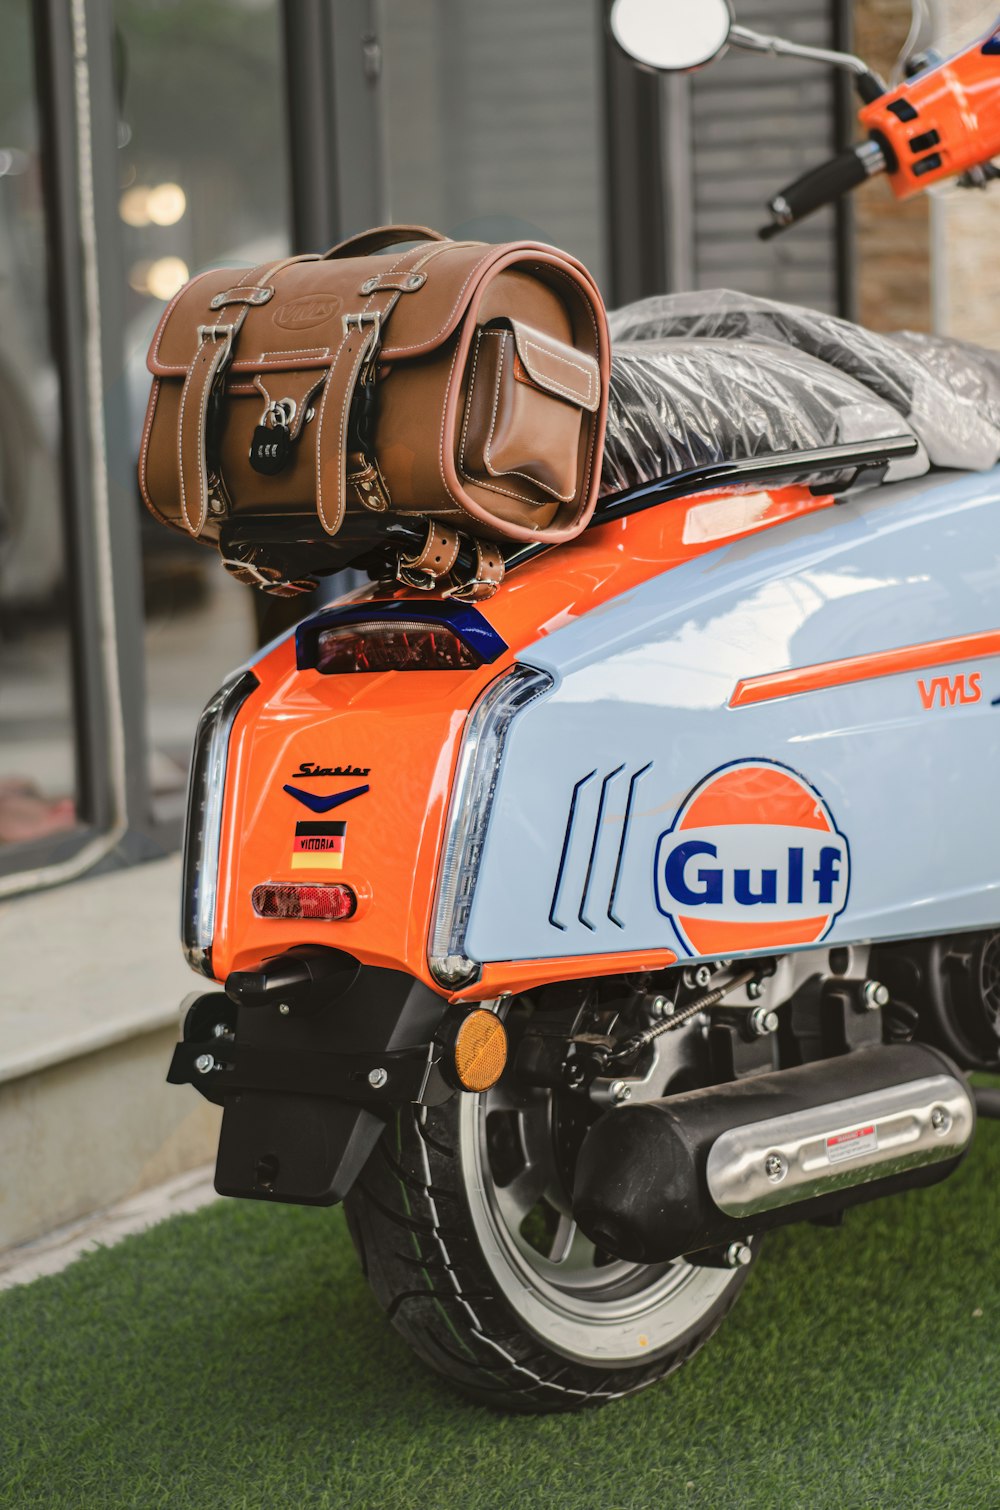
[380,0,609,285]
[115,0,291,824]
[0,5,78,851]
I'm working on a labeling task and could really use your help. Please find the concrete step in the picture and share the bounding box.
[0,856,221,1252]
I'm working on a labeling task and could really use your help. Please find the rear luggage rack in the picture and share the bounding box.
[219,435,920,588]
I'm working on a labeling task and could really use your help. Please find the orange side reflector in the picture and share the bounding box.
[453,1010,508,1093]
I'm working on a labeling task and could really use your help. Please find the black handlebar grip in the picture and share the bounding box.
[759,147,872,239]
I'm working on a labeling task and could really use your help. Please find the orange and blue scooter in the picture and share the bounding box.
[167,3,1000,1411]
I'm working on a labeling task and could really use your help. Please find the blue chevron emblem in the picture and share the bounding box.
[282,782,370,814]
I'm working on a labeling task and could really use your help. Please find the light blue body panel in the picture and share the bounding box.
[465,469,1000,964]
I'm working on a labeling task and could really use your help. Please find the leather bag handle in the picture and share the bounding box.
[321,224,449,261]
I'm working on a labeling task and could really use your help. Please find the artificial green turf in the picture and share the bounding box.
[3,1124,1000,1510]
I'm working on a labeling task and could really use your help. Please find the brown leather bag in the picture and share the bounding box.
[139,225,610,598]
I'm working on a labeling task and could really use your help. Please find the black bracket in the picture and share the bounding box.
[167,1034,440,1109]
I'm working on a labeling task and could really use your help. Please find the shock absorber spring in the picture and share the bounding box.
[610,968,757,1064]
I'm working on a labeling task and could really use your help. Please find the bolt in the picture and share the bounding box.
[278,1003,291,1016]
[610,1080,632,1104]
[650,995,671,1019]
[194,1054,216,1075]
[368,1067,388,1089]
[694,964,712,989]
[746,980,764,1001]
[749,1006,779,1037]
[212,1022,229,1039]
[930,1105,952,1134]
[863,980,890,1011]
[725,1241,753,1269]
[764,1152,788,1183]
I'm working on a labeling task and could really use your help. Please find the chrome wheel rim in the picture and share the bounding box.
[458,1069,740,1367]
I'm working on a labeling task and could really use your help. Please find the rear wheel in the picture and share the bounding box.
[344,1004,752,1412]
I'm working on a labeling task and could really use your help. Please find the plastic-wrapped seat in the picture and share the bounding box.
[601,289,1000,497]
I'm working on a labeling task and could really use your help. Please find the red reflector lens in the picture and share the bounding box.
[314,620,480,674]
[251,883,357,921]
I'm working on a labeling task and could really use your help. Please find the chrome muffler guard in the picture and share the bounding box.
[707,1072,971,1218]
[573,1042,975,1264]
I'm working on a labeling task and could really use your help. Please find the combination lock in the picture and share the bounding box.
[249,398,296,476]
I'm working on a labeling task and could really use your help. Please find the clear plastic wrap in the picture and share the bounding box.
[603,289,1000,496]
[603,337,925,497]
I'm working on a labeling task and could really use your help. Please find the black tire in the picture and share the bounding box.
[344,1091,752,1413]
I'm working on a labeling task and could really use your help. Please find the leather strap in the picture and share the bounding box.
[398,520,462,589]
[178,309,246,535]
[315,305,394,535]
[322,225,448,261]
[178,256,320,536]
[314,244,438,536]
[443,538,504,601]
[222,558,317,597]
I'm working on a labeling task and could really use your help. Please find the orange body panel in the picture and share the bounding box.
[451,949,679,1004]
[729,627,1000,708]
[210,485,835,995]
[860,27,1000,198]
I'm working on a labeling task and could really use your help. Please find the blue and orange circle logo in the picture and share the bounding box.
[654,758,851,958]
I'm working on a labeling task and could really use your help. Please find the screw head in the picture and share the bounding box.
[194,1053,215,1075]
[746,980,763,1001]
[650,995,670,1019]
[212,1022,229,1039]
[694,964,712,989]
[368,1067,388,1089]
[725,1241,753,1269]
[610,1080,632,1103]
[278,1003,291,1016]
[930,1105,952,1134]
[863,980,890,1011]
[764,1152,788,1182]
[749,1006,779,1037]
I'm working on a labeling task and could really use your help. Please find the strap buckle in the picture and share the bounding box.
[347,453,391,512]
[342,310,382,386]
[196,321,237,346]
[396,562,439,592]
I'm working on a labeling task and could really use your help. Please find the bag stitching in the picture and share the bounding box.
[139,377,159,511]
[178,263,262,533]
[151,267,216,366]
[480,335,554,505]
[316,247,414,531]
[543,266,601,531]
[459,331,572,506]
[258,347,332,362]
[484,334,576,502]
[384,247,499,356]
[520,338,595,407]
[438,336,469,511]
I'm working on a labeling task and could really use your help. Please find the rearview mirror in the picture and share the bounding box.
[609,0,733,73]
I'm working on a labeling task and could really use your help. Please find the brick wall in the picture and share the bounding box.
[853,0,933,333]
[933,0,1000,347]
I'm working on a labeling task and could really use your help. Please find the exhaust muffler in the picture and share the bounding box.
[573,1043,974,1263]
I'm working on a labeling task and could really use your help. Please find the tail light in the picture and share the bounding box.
[295,601,507,674]
[315,620,480,673]
[251,882,357,921]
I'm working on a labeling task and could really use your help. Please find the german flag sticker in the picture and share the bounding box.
[292,820,347,870]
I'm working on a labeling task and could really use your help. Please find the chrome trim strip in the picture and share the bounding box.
[180,669,258,976]
[428,665,553,988]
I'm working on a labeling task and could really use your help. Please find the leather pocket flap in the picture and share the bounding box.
[509,320,600,412]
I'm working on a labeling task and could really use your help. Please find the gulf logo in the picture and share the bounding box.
[653,758,850,958]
